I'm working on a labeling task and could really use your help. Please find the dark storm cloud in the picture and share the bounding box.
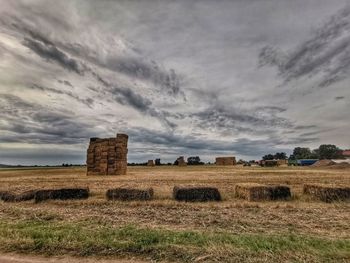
[259,5,350,87]
[0,95,99,144]
[2,16,175,127]
[23,37,85,75]
[103,57,182,96]
[191,105,293,136]
[5,16,178,128]
[57,80,74,88]
[91,71,177,128]
[335,96,345,100]
[29,84,94,107]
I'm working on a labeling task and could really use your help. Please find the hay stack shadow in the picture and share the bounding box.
[35,188,89,203]
[235,183,291,201]
[303,184,350,202]
[173,186,222,202]
[106,188,154,201]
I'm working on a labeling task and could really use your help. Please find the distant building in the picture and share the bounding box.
[342,150,350,159]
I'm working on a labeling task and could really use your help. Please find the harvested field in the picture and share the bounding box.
[34,188,89,203]
[0,165,349,262]
[106,187,153,201]
[303,184,350,202]
[173,186,221,201]
[235,183,291,201]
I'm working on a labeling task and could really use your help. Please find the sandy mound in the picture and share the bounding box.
[311,159,336,167]
[312,159,350,169]
[327,162,350,169]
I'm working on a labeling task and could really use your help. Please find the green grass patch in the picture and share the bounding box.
[0,219,349,262]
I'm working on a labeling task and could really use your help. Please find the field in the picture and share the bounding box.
[0,165,349,262]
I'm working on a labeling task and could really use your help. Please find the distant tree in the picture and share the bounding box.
[274,152,287,160]
[318,144,342,159]
[292,147,313,159]
[237,159,246,164]
[155,158,161,165]
[262,154,274,160]
[173,159,179,165]
[187,156,203,165]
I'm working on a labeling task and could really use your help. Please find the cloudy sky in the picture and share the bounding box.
[0,0,349,165]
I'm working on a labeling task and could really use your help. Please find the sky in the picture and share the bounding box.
[0,0,349,165]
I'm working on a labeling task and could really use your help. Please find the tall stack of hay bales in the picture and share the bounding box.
[87,133,128,175]
[177,156,187,166]
[147,160,155,166]
[216,156,236,165]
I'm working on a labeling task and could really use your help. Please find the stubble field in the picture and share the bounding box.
[0,165,349,262]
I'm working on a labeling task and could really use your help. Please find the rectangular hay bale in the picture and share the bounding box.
[235,183,291,201]
[106,188,154,201]
[0,190,37,202]
[34,188,89,203]
[173,186,221,202]
[303,184,350,202]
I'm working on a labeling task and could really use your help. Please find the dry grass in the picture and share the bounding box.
[0,165,349,262]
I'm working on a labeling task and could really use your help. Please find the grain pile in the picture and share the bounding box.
[311,159,336,167]
[235,183,291,201]
[106,188,154,201]
[303,184,350,202]
[147,160,155,166]
[216,157,236,165]
[328,162,350,169]
[87,133,128,175]
[34,188,89,203]
[173,186,221,202]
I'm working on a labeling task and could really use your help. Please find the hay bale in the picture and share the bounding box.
[303,184,350,202]
[34,188,89,203]
[106,188,154,201]
[173,186,221,202]
[0,190,37,202]
[147,160,155,166]
[235,183,291,201]
[216,157,236,165]
[14,190,37,202]
[0,191,16,202]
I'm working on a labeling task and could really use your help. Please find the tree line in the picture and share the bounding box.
[262,144,344,160]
